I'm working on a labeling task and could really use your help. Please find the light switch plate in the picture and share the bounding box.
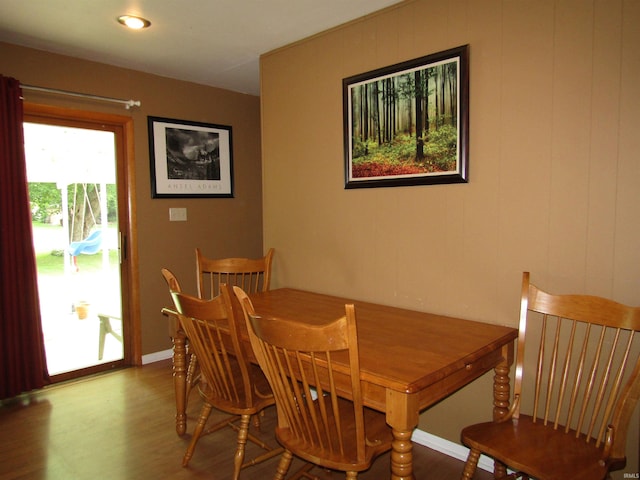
[169,207,187,221]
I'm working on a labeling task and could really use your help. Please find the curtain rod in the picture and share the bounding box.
[21,84,141,109]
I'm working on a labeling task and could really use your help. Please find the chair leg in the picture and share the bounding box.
[185,351,199,399]
[494,461,508,479]
[183,402,212,467]
[274,449,294,480]
[346,472,358,479]
[98,317,107,360]
[461,448,481,479]
[286,462,317,480]
[226,415,283,471]
[232,414,251,480]
[251,412,261,430]
[98,314,123,361]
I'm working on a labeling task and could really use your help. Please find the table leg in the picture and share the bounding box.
[492,344,512,421]
[386,389,418,480]
[492,343,514,478]
[172,330,188,436]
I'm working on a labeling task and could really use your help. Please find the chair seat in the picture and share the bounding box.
[461,415,615,480]
[198,361,274,414]
[276,399,392,472]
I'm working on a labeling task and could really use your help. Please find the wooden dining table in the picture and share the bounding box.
[168,288,517,480]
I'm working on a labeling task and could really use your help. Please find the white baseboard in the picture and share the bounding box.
[411,428,495,473]
[141,349,494,474]
[141,348,173,365]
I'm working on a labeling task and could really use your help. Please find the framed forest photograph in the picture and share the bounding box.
[343,45,469,189]
[148,116,233,198]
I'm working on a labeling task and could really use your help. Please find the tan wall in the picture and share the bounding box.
[260,0,639,474]
[0,41,263,357]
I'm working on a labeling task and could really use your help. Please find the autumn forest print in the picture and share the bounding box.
[346,49,466,185]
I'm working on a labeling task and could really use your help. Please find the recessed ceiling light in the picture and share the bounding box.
[117,15,151,30]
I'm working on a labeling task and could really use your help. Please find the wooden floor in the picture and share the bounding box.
[0,360,494,480]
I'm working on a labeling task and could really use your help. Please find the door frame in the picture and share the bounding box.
[25,103,141,372]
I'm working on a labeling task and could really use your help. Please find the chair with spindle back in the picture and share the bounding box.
[161,267,182,293]
[171,284,282,479]
[196,248,274,300]
[234,286,393,480]
[196,248,275,431]
[460,272,640,480]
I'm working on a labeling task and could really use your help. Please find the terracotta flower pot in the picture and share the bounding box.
[76,302,90,320]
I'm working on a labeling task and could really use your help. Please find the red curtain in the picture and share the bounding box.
[0,75,50,399]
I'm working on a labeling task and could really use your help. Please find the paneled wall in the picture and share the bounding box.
[260,0,639,474]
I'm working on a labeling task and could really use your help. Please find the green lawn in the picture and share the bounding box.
[35,250,119,275]
[32,222,119,275]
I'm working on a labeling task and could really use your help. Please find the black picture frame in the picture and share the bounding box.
[148,116,233,198]
[343,45,469,189]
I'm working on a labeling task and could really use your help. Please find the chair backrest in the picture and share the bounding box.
[196,248,274,299]
[170,284,257,410]
[233,286,369,464]
[514,272,640,463]
[161,267,182,293]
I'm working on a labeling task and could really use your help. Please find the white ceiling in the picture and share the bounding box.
[0,0,403,96]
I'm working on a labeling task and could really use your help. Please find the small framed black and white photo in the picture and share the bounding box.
[148,116,233,198]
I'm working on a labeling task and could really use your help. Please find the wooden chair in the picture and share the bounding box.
[234,286,393,480]
[161,267,182,293]
[195,248,275,429]
[162,248,275,436]
[170,284,282,479]
[460,272,640,480]
[196,247,274,300]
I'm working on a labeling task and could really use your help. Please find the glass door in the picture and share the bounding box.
[24,122,124,377]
